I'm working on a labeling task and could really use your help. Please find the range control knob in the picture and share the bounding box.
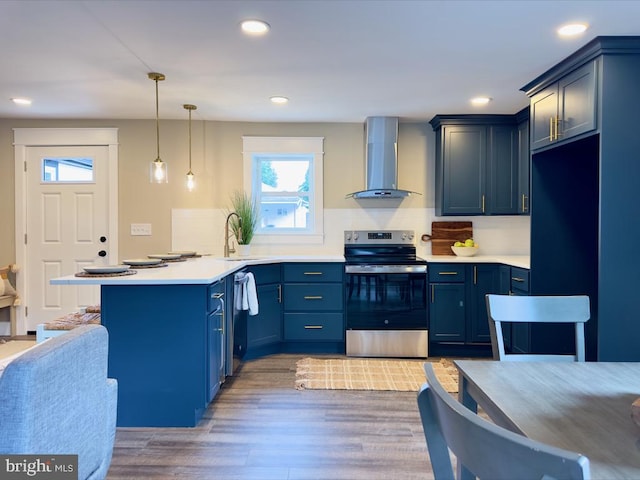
[353,233,359,241]
[345,233,351,241]
[408,233,414,241]
[401,233,407,241]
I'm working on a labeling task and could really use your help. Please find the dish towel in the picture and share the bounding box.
[234,272,259,316]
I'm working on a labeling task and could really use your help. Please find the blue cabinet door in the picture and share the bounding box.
[207,309,222,402]
[246,283,282,351]
[487,125,518,215]
[467,264,500,343]
[429,283,466,342]
[558,61,597,141]
[530,86,557,150]
[441,125,486,215]
[517,114,530,214]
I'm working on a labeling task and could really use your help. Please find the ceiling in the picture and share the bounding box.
[2,0,639,123]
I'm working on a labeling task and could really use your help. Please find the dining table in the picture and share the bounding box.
[454,360,640,480]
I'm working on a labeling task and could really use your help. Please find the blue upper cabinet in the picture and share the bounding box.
[430,115,520,216]
[529,60,597,151]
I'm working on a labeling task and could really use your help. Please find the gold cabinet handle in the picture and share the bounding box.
[512,277,525,282]
[474,266,477,285]
[277,284,282,303]
[522,194,528,213]
[304,296,323,300]
[482,194,485,213]
[303,272,323,276]
[438,272,459,275]
[304,325,323,329]
[549,116,554,140]
[431,284,435,303]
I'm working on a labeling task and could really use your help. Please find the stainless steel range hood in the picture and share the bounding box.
[346,116,421,199]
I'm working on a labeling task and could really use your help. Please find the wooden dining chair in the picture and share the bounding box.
[418,363,590,480]
[485,294,590,362]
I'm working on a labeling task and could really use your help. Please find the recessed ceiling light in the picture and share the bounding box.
[471,97,492,106]
[11,97,32,106]
[558,23,588,37]
[270,96,288,104]
[241,19,270,35]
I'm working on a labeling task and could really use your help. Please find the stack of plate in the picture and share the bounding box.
[83,265,131,274]
[122,258,163,267]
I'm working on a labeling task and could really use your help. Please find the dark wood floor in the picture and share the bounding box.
[107,354,436,480]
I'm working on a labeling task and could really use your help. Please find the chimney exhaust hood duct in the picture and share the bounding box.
[346,116,420,199]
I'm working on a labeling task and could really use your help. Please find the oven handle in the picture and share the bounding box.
[345,265,427,274]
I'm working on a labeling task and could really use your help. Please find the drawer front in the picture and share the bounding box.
[428,264,466,283]
[284,313,344,341]
[510,267,530,293]
[208,280,225,313]
[248,263,281,285]
[283,263,343,283]
[284,284,343,311]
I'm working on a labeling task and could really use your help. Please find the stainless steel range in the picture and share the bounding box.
[344,230,428,358]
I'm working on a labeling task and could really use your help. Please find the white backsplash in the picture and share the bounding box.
[172,208,530,258]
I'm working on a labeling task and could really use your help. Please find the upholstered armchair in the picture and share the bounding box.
[0,325,118,480]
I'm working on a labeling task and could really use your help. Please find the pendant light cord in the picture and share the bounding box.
[155,77,160,160]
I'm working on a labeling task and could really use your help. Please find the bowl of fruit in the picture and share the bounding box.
[451,239,479,257]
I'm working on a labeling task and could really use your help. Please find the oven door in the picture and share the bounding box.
[345,270,428,329]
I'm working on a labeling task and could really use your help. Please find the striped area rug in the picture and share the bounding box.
[295,357,458,393]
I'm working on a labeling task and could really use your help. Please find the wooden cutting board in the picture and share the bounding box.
[430,221,473,255]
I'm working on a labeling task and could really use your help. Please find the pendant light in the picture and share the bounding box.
[148,72,168,183]
[183,104,197,191]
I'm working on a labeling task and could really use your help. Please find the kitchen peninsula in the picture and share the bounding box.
[52,255,343,427]
[52,253,528,427]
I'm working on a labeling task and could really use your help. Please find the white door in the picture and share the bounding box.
[14,128,119,335]
[25,145,110,328]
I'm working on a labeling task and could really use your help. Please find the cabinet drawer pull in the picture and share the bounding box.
[438,272,459,276]
[304,295,323,300]
[304,325,323,329]
[512,277,525,282]
[211,292,224,299]
[303,272,323,276]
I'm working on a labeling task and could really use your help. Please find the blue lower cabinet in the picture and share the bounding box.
[282,262,345,353]
[101,283,211,427]
[428,263,500,356]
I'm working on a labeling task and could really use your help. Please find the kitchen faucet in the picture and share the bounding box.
[224,212,242,257]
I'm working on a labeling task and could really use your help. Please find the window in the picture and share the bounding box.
[42,157,94,182]
[242,137,324,244]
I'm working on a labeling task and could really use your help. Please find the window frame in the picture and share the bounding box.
[242,136,324,245]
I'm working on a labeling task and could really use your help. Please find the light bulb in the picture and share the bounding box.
[186,171,195,191]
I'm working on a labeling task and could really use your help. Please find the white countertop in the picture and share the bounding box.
[50,255,345,286]
[50,254,530,286]
[423,255,530,269]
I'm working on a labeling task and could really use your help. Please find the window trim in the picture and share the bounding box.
[242,136,324,245]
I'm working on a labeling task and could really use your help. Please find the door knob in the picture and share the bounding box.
[99,236,107,243]
[98,250,107,257]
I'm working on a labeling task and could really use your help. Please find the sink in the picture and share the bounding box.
[219,256,264,262]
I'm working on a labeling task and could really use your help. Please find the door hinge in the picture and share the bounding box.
[25,306,28,317]
[24,161,27,172]
[24,233,27,244]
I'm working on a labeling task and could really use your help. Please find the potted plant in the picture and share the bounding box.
[228,190,258,255]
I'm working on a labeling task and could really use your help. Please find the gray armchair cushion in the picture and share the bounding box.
[0,325,117,480]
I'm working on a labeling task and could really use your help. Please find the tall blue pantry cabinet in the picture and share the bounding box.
[522,36,640,361]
